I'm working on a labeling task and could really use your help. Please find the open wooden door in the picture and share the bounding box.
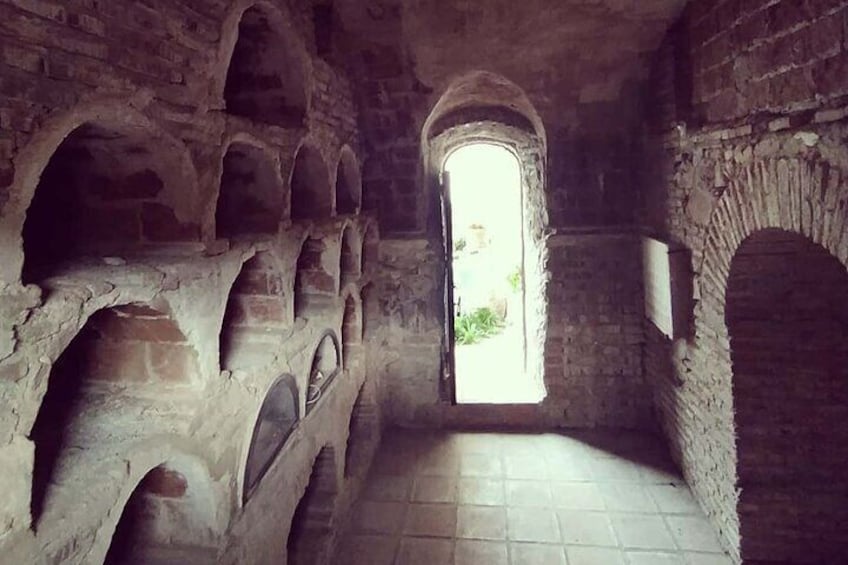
[439,170,457,404]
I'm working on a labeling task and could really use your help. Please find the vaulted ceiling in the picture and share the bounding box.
[336,0,688,123]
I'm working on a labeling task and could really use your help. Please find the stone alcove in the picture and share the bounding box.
[20,121,200,284]
[223,4,309,128]
[103,458,221,564]
[290,144,333,220]
[220,252,289,372]
[30,304,200,525]
[334,146,362,215]
[726,229,848,563]
[216,142,285,239]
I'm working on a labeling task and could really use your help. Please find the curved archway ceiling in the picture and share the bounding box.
[336,0,687,121]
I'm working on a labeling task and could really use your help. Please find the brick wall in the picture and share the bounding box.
[642,1,848,560]
[656,0,848,127]
[545,233,651,428]
[221,253,289,372]
[727,229,848,562]
[0,1,378,562]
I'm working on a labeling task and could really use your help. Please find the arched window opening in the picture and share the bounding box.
[339,226,360,287]
[341,295,362,372]
[726,229,848,564]
[334,148,361,215]
[216,143,284,238]
[104,462,220,564]
[221,253,289,372]
[344,384,378,478]
[305,332,341,413]
[287,447,338,565]
[294,237,335,321]
[243,375,299,501]
[21,123,199,284]
[291,145,332,220]
[30,304,198,525]
[224,7,307,128]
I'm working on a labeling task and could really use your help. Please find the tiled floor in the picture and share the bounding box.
[334,429,732,565]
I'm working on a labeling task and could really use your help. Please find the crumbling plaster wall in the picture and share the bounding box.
[344,1,683,428]
[641,0,848,561]
[0,1,382,563]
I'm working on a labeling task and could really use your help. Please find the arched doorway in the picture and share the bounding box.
[726,228,848,563]
[422,71,549,407]
[443,143,541,403]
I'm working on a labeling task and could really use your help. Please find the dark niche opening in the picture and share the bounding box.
[221,253,289,372]
[334,148,361,215]
[224,6,307,128]
[22,123,198,284]
[216,143,284,238]
[291,145,332,220]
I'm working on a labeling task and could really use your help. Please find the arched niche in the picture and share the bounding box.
[104,459,221,564]
[339,225,361,287]
[21,122,200,284]
[290,144,332,220]
[216,142,285,238]
[726,228,848,563]
[224,5,308,128]
[221,253,289,372]
[305,331,341,413]
[30,304,200,525]
[341,294,362,371]
[344,384,378,479]
[287,446,338,565]
[294,236,336,321]
[243,375,299,501]
[334,147,361,215]
[421,71,547,147]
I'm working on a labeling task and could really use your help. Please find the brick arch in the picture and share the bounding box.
[694,155,848,560]
[99,452,224,565]
[213,0,312,125]
[334,145,362,215]
[1,100,201,284]
[215,136,286,238]
[725,229,848,563]
[29,302,202,526]
[421,70,547,150]
[220,251,290,373]
[290,142,334,220]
